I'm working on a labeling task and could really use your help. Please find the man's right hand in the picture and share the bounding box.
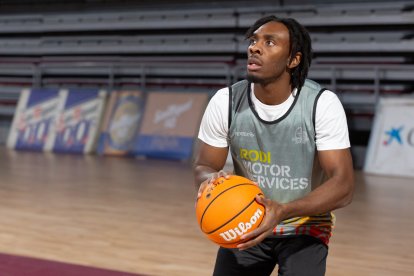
[197,170,232,200]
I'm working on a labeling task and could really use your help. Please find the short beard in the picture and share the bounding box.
[247,73,277,86]
[246,74,263,84]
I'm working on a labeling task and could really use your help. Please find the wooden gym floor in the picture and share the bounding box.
[0,146,413,276]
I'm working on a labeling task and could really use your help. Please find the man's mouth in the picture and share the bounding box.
[247,57,262,71]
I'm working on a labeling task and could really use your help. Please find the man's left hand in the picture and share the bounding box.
[237,195,285,251]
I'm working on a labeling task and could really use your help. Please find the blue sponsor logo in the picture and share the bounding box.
[383,126,403,145]
[383,126,414,147]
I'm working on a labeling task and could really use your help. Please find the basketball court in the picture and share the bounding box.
[0,147,412,275]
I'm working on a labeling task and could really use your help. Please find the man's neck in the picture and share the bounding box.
[253,80,293,105]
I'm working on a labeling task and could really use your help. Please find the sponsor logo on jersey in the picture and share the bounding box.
[235,131,255,138]
[240,148,271,164]
[239,147,309,190]
[292,126,309,144]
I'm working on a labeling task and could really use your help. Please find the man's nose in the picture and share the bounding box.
[248,43,262,55]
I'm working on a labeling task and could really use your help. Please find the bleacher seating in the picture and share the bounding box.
[0,0,413,166]
[237,2,414,26]
[0,9,237,33]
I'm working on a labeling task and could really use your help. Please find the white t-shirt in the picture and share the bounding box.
[198,84,350,150]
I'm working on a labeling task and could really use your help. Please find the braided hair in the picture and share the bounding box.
[245,15,312,92]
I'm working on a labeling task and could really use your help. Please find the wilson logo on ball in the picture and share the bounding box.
[195,175,266,248]
[219,208,263,242]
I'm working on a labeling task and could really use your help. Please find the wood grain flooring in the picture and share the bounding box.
[0,147,412,276]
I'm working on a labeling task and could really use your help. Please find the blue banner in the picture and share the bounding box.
[9,88,60,151]
[97,91,144,156]
[49,89,107,154]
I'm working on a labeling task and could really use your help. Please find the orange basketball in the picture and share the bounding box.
[195,175,265,248]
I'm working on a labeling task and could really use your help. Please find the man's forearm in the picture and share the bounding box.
[193,164,217,188]
[279,174,354,221]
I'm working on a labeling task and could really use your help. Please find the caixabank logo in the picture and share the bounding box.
[383,126,414,146]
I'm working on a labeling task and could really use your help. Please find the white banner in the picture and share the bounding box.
[364,97,414,178]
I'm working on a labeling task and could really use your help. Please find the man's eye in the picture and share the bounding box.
[249,39,257,46]
[266,41,275,46]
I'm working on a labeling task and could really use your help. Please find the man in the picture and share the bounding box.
[193,15,354,276]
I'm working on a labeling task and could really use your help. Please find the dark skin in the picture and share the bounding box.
[193,21,354,250]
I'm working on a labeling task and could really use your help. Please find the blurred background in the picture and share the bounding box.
[0,0,413,166]
[0,0,413,275]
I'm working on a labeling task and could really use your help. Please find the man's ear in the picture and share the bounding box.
[288,52,302,69]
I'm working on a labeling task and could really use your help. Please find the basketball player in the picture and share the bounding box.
[193,16,354,276]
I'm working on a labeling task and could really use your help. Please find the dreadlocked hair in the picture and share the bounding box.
[245,15,312,92]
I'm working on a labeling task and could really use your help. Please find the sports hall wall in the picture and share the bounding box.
[0,0,413,167]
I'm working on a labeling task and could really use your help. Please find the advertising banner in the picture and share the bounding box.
[97,90,144,156]
[135,91,208,160]
[7,88,60,151]
[45,89,107,154]
[364,97,414,178]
